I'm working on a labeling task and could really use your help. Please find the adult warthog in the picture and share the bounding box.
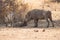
[20,9,54,28]
[5,11,15,27]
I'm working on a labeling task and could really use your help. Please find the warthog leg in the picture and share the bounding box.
[34,19,38,27]
[49,17,54,27]
[46,19,49,28]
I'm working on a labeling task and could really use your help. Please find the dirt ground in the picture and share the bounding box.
[0,20,60,40]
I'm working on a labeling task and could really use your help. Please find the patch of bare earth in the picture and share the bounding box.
[0,27,60,40]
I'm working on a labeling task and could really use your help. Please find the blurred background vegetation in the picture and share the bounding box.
[0,0,29,14]
[0,0,60,21]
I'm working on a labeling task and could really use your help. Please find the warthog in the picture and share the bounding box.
[5,11,14,27]
[20,9,54,28]
[4,11,24,27]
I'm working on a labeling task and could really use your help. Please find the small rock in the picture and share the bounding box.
[34,30,38,32]
[42,29,45,32]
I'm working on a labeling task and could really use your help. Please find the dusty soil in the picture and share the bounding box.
[0,20,60,40]
[0,27,60,40]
